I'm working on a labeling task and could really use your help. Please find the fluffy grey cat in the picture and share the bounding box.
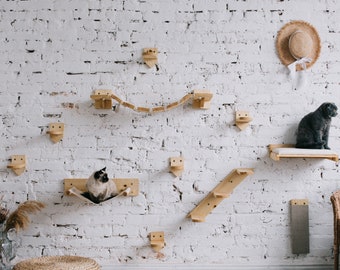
[296,102,337,149]
[84,167,118,204]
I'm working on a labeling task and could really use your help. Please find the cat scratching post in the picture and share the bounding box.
[290,199,310,254]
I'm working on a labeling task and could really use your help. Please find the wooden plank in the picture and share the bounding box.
[187,168,254,222]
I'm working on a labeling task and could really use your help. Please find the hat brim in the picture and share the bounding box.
[276,20,321,71]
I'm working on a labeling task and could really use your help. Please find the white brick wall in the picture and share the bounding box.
[1,0,340,268]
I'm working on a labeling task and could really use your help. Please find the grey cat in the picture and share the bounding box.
[296,102,337,149]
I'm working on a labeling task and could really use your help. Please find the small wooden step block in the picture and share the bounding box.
[143,48,158,68]
[7,155,26,176]
[149,231,165,252]
[235,111,252,130]
[90,90,113,109]
[192,90,213,109]
[170,156,184,177]
[47,123,64,143]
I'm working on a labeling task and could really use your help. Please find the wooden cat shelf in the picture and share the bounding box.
[47,123,64,143]
[269,144,339,162]
[64,178,139,204]
[7,155,26,176]
[90,90,113,109]
[170,156,184,177]
[143,48,158,68]
[149,231,165,252]
[187,168,254,222]
[235,111,252,130]
[90,90,213,111]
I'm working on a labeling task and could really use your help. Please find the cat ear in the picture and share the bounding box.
[94,170,101,179]
[102,167,106,171]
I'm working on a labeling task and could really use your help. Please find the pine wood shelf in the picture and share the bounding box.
[269,144,339,162]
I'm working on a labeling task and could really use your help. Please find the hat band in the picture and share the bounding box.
[288,57,312,77]
[288,57,312,90]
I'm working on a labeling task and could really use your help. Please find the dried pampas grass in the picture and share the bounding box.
[5,200,45,232]
[0,207,9,224]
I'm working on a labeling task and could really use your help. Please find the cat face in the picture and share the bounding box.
[93,167,109,183]
[322,102,338,118]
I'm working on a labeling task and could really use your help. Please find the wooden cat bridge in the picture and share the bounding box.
[90,90,213,112]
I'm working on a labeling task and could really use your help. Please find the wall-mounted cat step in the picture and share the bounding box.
[149,231,165,252]
[187,168,254,222]
[169,156,184,177]
[143,48,158,68]
[90,90,213,112]
[269,144,339,162]
[7,155,26,176]
[47,123,64,143]
[235,111,252,130]
[64,178,139,204]
[90,90,113,109]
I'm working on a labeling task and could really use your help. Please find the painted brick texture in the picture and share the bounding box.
[1,0,340,267]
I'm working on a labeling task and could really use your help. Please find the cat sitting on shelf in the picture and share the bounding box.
[296,102,337,149]
[83,167,118,204]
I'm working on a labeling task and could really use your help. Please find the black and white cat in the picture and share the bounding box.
[296,102,338,149]
[84,167,118,204]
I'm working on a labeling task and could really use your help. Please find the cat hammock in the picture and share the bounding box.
[64,178,139,204]
[269,144,339,162]
[90,90,213,111]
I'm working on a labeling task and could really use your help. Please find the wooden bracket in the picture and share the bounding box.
[90,90,113,109]
[46,123,64,143]
[170,156,184,177]
[149,231,165,252]
[7,155,26,176]
[143,48,158,68]
[187,168,254,222]
[192,90,213,109]
[64,178,139,197]
[235,111,252,130]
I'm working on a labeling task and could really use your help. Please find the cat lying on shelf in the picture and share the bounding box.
[82,167,118,204]
[296,102,338,149]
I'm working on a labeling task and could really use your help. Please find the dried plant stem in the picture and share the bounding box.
[5,201,45,232]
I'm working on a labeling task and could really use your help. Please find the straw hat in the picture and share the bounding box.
[276,20,321,71]
[13,255,100,270]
